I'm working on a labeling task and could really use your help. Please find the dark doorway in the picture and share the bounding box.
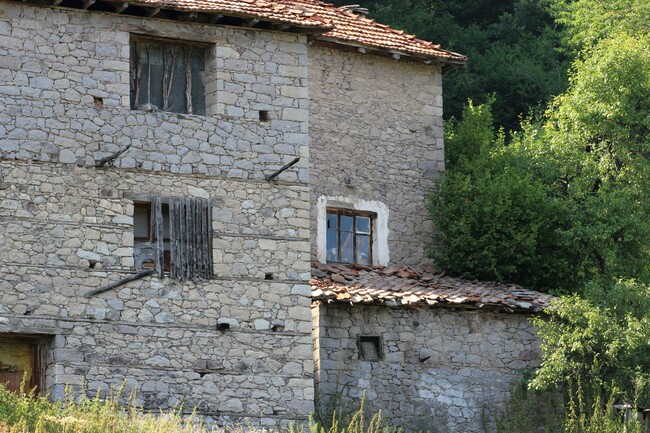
[0,335,48,395]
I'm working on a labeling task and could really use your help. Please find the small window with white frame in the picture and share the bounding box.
[317,196,390,266]
[326,209,373,265]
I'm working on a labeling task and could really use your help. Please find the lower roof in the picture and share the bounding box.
[311,262,554,313]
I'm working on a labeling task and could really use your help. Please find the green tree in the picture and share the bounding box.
[332,0,570,130]
[430,102,577,290]
[432,32,650,292]
[548,0,650,51]
[530,280,650,407]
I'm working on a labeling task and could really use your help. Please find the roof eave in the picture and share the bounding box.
[314,36,467,68]
[312,296,546,315]
[11,0,331,33]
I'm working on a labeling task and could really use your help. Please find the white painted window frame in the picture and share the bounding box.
[316,195,389,266]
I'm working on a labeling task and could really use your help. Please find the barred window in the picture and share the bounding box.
[130,36,207,116]
[133,196,213,280]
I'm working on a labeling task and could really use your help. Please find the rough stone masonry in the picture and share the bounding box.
[0,1,312,426]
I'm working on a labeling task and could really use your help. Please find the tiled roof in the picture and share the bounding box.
[126,0,329,28]
[279,0,467,63]
[117,0,466,64]
[311,262,554,313]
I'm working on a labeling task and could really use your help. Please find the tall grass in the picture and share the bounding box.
[0,385,400,433]
[0,384,218,433]
[485,380,647,433]
[293,397,401,433]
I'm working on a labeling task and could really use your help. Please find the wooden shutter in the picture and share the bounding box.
[151,197,164,278]
[169,197,213,280]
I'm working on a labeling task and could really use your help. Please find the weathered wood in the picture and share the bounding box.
[152,197,164,277]
[114,2,128,13]
[184,198,191,280]
[196,198,204,278]
[95,144,132,167]
[166,196,213,280]
[206,200,214,278]
[84,269,155,297]
[185,52,193,115]
[265,157,301,181]
[209,13,223,24]
[169,198,177,278]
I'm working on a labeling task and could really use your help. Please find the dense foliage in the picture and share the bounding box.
[430,0,650,426]
[332,0,571,130]
[431,32,650,293]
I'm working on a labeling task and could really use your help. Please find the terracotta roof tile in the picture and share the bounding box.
[119,0,466,64]
[124,0,329,27]
[310,262,554,313]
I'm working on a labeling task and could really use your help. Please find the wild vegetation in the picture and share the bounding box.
[0,385,399,433]
[425,0,650,430]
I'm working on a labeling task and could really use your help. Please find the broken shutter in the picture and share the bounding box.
[169,196,213,280]
[151,197,165,278]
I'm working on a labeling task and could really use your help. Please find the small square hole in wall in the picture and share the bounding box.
[357,335,383,361]
[93,96,103,110]
[258,110,269,122]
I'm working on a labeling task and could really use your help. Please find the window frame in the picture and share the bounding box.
[133,202,172,272]
[357,335,383,361]
[131,195,213,281]
[326,209,374,265]
[129,35,210,116]
[0,334,48,396]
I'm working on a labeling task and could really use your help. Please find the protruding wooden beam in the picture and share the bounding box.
[209,13,223,23]
[392,53,401,60]
[277,23,291,30]
[52,0,63,6]
[245,18,259,27]
[114,2,128,13]
[147,7,160,17]
[265,157,301,181]
[358,47,366,54]
[82,0,95,9]
[84,269,155,297]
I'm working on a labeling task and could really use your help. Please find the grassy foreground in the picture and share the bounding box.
[0,385,400,433]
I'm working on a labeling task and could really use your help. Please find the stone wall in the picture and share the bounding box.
[0,1,309,182]
[0,1,313,426]
[313,303,540,433]
[308,46,444,267]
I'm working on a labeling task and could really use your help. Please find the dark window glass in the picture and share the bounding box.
[130,38,207,116]
[326,210,374,265]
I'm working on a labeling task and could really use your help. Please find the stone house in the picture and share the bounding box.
[0,0,549,430]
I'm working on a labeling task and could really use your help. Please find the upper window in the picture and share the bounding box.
[130,37,207,116]
[326,210,373,265]
[133,196,213,280]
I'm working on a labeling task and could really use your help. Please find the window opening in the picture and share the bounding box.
[357,335,382,361]
[258,110,269,122]
[133,196,213,280]
[130,36,207,115]
[0,335,48,395]
[326,210,372,265]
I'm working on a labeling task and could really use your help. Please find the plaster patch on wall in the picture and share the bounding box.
[316,195,389,265]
